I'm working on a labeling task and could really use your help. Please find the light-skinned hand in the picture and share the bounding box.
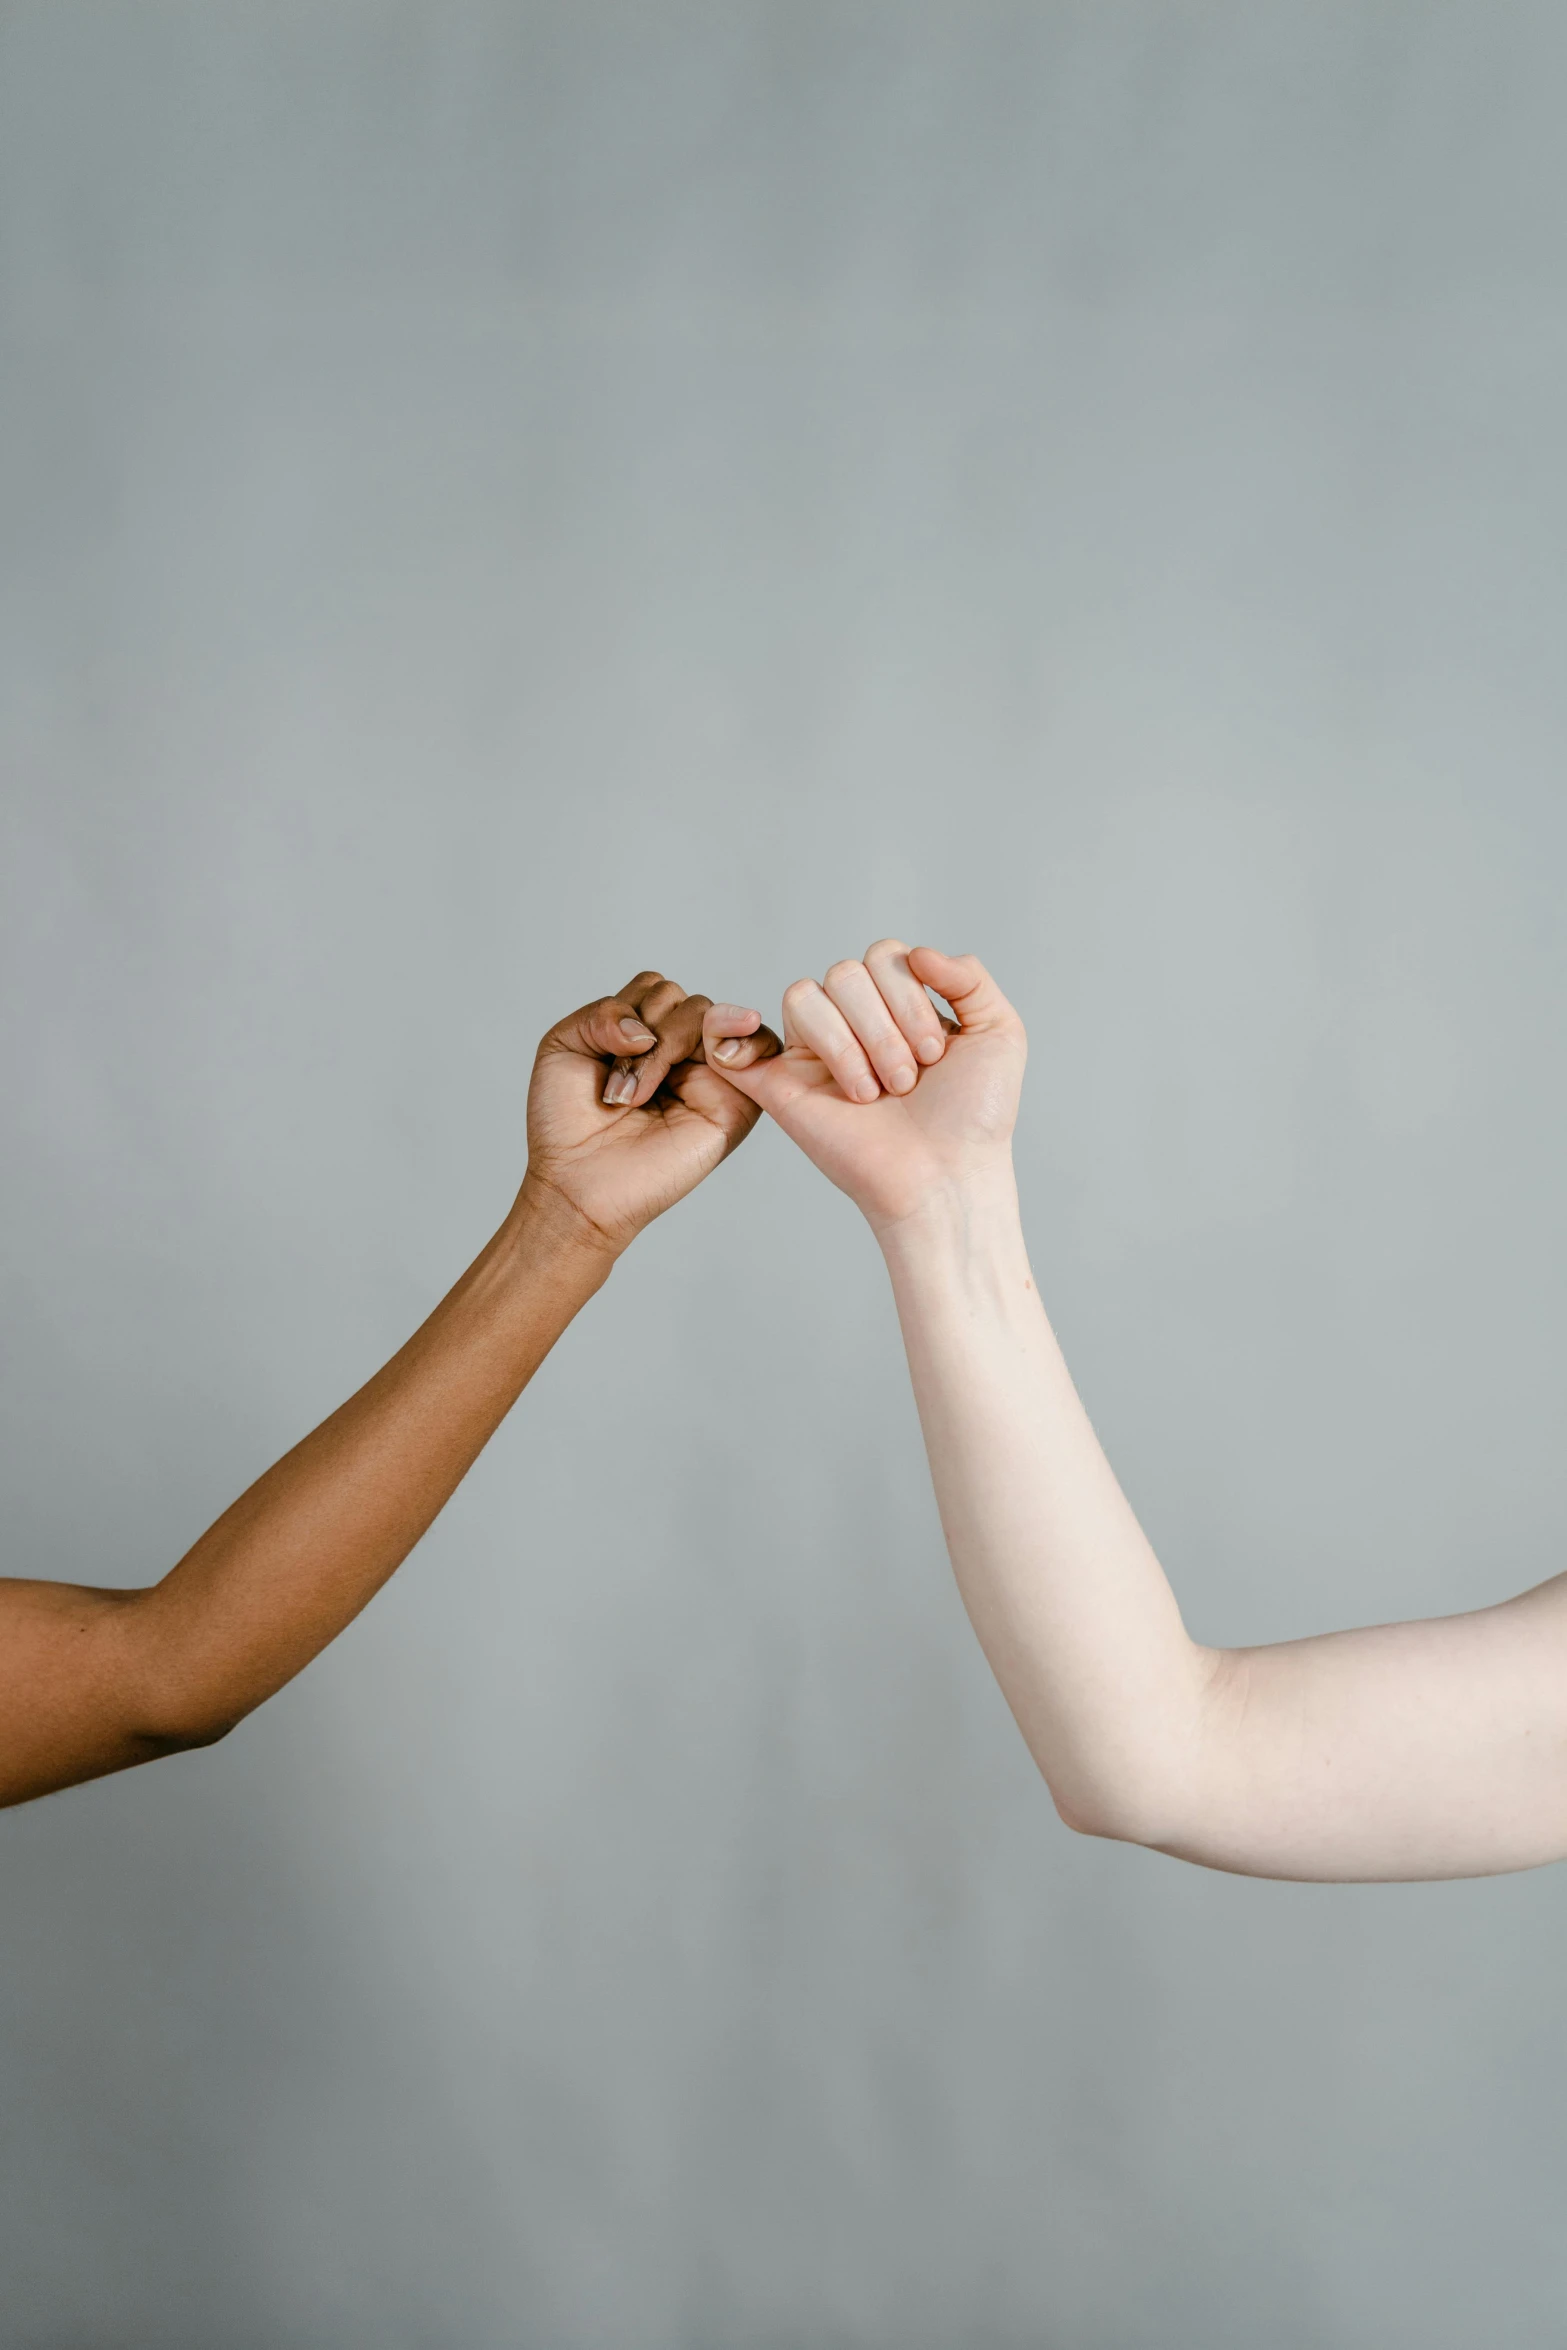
[700,941,1026,1236]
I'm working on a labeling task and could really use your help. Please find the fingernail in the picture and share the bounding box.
[889,1065,916,1093]
[604,1071,637,1106]
[854,1077,879,1103]
[619,1018,655,1045]
[713,1039,742,1063]
[917,1036,944,1062]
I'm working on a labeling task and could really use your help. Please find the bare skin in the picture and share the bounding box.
[705,943,1567,1884]
[0,971,778,1810]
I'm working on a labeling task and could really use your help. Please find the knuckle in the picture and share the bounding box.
[864,936,909,964]
[782,978,817,1014]
[823,958,865,990]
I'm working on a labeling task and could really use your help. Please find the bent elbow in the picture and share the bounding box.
[1050,1785,1149,1845]
[164,1713,240,1754]
[1051,1786,1109,1840]
[1044,1767,1193,1851]
[137,1704,243,1758]
[1041,1651,1233,1853]
[115,1607,249,1757]
[129,1676,247,1758]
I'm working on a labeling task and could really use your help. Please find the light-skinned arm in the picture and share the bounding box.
[1,971,777,1810]
[704,942,1567,1883]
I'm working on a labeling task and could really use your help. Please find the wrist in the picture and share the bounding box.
[505,1171,626,1284]
[401,1171,619,1381]
[873,1159,1029,1282]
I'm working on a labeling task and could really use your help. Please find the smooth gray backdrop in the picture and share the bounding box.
[4,5,1567,2345]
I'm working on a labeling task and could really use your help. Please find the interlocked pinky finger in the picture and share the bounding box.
[781,979,881,1102]
[704,1003,767,1071]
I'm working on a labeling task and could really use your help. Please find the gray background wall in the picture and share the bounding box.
[3,4,1567,2344]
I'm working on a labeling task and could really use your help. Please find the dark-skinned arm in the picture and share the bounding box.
[0,974,776,1808]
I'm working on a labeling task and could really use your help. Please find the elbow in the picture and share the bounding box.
[130,1662,248,1756]
[1041,1650,1234,1853]
[1049,1784,1110,1840]
[136,1669,252,1753]
[160,1712,242,1754]
[1042,1748,1209,1851]
[113,1599,250,1757]
[1048,1781,1170,1848]
[135,1708,242,1760]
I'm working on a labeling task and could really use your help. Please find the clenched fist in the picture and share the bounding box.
[523,968,782,1255]
[698,941,1025,1236]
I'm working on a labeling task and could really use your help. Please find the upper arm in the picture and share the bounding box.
[0,1578,188,1809]
[1164,1571,1567,1882]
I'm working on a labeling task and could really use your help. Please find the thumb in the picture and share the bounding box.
[906,947,1019,1036]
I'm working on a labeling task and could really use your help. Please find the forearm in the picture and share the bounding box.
[0,1180,611,1805]
[719,938,1567,1882]
[0,962,764,1810]
[881,1171,1567,1883]
[880,1167,1217,1847]
[132,1178,610,1736]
